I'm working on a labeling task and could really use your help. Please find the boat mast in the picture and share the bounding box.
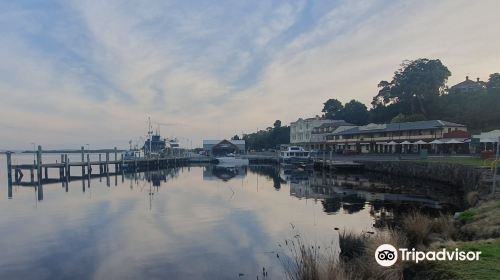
[148,117,152,157]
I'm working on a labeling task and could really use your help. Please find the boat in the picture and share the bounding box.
[216,153,249,166]
[279,146,313,169]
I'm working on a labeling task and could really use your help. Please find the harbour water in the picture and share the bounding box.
[0,154,461,279]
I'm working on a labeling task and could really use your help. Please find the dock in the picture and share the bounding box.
[4,145,215,189]
[313,159,364,170]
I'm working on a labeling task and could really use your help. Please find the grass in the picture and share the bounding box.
[431,239,500,280]
[420,157,492,168]
[277,230,407,280]
[460,200,500,240]
[459,209,476,223]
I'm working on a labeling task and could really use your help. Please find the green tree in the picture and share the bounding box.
[373,59,451,115]
[487,73,500,94]
[231,135,240,140]
[322,98,344,119]
[390,113,426,123]
[340,100,369,125]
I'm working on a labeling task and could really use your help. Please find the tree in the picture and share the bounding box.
[390,113,426,123]
[242,121,290,150]
[322,98,344,119]
[340,100,369,125]
[231,135,240,140]
[487,73,500,94]
[372,59,451,115]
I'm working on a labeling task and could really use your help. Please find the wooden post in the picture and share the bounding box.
[6,152,13,198]
[60,154,64,179]
[121,153,124,173]
[99,154,102,174]
[114,147,118,172]
[30,168,34,184]
[81,146,85,176]
[65,154,70,178]
[106,152,109,174]
[87,154,91,174]
[36,145,42,183]
[44,167,48,180]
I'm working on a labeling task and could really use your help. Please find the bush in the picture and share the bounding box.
[459,210,476,223]
[338,230,366,260]
[402,211,433,247]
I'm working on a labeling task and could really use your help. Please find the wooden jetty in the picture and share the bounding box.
[5,145,212,187]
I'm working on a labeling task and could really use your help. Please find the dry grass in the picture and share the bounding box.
[338,230,366,260]
[402,211,433,247]
[465,191,479,207]
[402,211,457,247]
[277,229,407,280]
[460,199,500,240]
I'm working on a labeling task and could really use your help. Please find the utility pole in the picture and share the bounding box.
[492,136,499,195]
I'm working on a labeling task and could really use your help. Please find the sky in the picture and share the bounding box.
[1,0,499,150]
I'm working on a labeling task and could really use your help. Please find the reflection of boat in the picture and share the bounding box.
[279,146,313,169]
[203,165,247,181]
[216,153,249,166]
[280,168,312,183]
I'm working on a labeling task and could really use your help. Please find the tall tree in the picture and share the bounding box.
[340,100,370,125]
[231,135,240,140]
[322,98,344,119]
[487,73,500,94]
[372,59,451,115]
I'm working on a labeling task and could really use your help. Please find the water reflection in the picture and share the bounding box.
[0,155,465,280]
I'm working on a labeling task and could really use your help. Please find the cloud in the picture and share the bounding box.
[0,0,499,149]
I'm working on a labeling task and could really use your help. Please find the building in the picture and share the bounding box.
[326,120,468,154]
[449,76,486,94]
[290,116,342,149]
[310,121,355,150]
[471,130,500,153]
[202,139,246,156]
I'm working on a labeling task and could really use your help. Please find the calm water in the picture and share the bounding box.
[0,154,461,279]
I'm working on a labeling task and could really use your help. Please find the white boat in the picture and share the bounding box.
[279,146,313,168]
[216,153,249,166]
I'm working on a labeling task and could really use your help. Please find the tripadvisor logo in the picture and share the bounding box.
[374,244,481,267]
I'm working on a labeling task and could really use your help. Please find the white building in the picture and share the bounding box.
[290,116,341,149]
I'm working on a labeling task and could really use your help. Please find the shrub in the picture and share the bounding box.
[338,230,366,260]
[459,210,476,223]
[402,211,433,247]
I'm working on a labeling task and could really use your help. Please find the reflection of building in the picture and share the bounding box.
[203,140,246,156]
[203,165,247,181]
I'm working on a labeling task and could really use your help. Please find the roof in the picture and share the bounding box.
[333,120,465,136]
[450,76,486,91]
[203,139,245,145]
[317,120,353,128]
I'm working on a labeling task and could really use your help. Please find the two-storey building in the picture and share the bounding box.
[326,120,468,154]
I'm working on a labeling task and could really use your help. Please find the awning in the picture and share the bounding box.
[480,138,498,143]
[444,139,464,144]
[376,142,388,145]
[401,141,412,145]
[387,141,398,145]
[429,139,443,144]
[413,140,427,145]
